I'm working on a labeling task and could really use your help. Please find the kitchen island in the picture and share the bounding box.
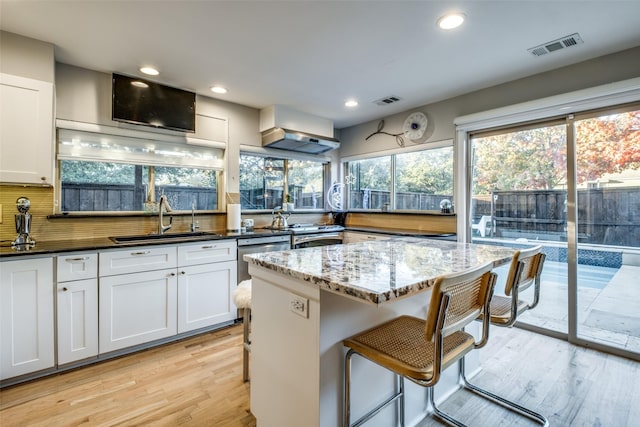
[245,238,516,427]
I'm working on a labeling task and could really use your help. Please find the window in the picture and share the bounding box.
[347,146,453,211]
[239,153,327,210]
[57,128,223,213]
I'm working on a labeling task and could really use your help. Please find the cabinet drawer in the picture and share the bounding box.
[99,245,177,276]
[57,252,98,282]
[178,240,237,267]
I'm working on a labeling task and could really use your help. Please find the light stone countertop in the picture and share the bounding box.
[244,237,518,305]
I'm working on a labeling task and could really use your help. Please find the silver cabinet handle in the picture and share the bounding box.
[131,250,151,256]
[65,256,90,262]
[201,245,214,249]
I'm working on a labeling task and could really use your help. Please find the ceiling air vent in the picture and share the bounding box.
[527,33,584,57]
[373,95,402,106]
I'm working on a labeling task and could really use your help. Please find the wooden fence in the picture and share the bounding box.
[61,183,217,211]
[349,189,451,211]
[473,187,640,247]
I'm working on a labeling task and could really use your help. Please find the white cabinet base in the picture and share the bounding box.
[99,268,177,353]
[57,278,98,365]
[178,260,237,333]
[1,257,54,380]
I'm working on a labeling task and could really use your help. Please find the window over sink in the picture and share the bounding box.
[56,128,224,213]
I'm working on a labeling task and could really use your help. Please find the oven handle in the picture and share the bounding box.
[293,232,343,245]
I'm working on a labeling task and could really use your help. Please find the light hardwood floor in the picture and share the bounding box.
[1,324,638,426]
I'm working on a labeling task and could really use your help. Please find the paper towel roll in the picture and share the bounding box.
[227,204,242,232]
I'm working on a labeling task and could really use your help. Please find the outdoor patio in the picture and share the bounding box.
[485,243,640,355]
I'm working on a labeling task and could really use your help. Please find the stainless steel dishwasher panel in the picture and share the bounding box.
[237,235,291,283]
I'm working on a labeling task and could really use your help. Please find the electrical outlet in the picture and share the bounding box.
[289,294,308,318]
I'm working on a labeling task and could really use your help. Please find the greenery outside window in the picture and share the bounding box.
[347,145,453,211]
[239,152,327,210]
[57,129,223,213]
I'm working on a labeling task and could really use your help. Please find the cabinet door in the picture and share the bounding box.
[0,74,54,185]
[178,260,237,333]
[57,278,98,365]
[99,268,177,353]
[0,257,54,380]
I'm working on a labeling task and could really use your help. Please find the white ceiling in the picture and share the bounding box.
[2,1,640,129]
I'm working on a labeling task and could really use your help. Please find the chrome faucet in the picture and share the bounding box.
[158,195,173,235]
[190,204,200,232]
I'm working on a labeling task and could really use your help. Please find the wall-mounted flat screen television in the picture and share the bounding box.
[112,73,196,133]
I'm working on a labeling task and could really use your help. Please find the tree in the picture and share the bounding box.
[575,111,640,183]
[395,147,453,194]
[473,110,640,194]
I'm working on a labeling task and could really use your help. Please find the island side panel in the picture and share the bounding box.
[249,265,321,426]
[248,263,482,427]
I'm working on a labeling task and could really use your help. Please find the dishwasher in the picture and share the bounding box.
[237,234,291,284]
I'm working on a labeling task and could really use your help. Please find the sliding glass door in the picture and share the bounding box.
[469,103,640,358]
[470,121,569,335]
[572,107,640,354]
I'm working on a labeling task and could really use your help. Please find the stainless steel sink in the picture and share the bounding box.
[110,231,222,244]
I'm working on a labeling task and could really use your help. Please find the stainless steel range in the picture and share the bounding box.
[288,224,344,249]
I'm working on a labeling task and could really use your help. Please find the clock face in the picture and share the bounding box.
[402,112,428,140]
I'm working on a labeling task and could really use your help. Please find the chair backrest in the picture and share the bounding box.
[425,262,496,342]
[504,245,543,296]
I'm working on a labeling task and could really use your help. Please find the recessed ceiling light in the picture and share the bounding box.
[437,13,465,30]
[140,66,159,76]
[210,86,228,94]
[345,99,358,107]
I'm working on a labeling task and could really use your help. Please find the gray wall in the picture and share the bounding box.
[339,46,640,158]
[0,31,54,82]
[55,63,264,193]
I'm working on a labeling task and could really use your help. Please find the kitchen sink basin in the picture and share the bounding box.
[110,231,222,244]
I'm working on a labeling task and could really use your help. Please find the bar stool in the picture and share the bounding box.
[461,245,549,426]
[343,262,497,427]
[484,245,545,327]
[233,279,252,382]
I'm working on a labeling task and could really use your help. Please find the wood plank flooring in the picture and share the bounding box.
[1,324,638,426]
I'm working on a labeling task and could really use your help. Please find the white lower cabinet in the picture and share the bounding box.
[56,252,99,365]
[57,278,99,365]
[0,257,55,380]
[178,260,237,333]
[99,268,178,353]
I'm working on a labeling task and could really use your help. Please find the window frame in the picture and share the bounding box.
[239,150,331,212]
[55,124,225,215]
[342,140,454,213]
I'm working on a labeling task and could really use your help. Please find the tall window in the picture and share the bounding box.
[347,146,453,211]
[239,153,326,210]
[57,129,223,213]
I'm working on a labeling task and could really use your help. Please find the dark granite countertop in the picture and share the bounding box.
[0,228,291,258]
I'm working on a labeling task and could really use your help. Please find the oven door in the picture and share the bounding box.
[292,232,343,249]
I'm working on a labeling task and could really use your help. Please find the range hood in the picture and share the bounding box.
[261,128,340,154]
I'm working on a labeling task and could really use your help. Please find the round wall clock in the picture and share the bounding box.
[402,112,428,141]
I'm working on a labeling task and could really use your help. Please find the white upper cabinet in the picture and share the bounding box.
[0,73,54,185]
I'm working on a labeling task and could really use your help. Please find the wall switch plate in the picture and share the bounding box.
[289,293,308,318]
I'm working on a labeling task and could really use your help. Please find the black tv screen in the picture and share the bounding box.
[112,73,196,133]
